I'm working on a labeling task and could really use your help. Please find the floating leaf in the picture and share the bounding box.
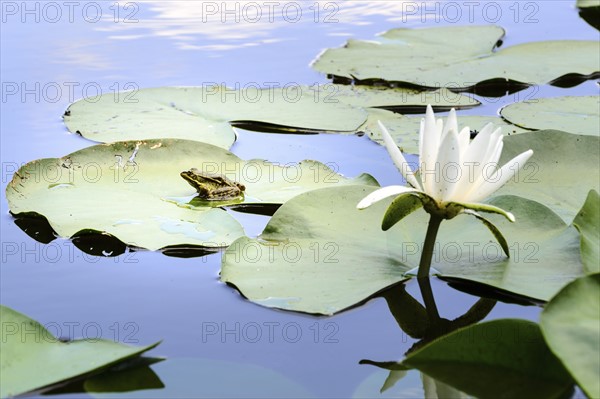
[572,190,600,274]
[401,319,574,399]
[221,185,583,315]
[313,25,599,89]
[0,305,161,398]
[497,130,600,222]
[500,96,600,136]
[327,86,479,112]
[363,108,528,154]
[6,139,375,251]
[63,85,477,145]
[541,274,600,399]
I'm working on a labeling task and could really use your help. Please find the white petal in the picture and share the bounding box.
[469,150,534,202]
[435,128,462,202]
[455,124,495,190]
[482,128,504,165]
[420,106,439,193]
[442,108,458,138]
[457,126,471,155]
[357,186,421,209]
[378,121,421,189]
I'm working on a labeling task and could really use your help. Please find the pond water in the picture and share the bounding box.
[1,1,597,397]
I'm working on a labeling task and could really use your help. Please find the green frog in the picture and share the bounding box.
[180,168,245,201]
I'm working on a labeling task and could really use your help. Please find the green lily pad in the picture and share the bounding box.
[63,85,479,145]
[313,25,599,88]
[363,108,529,154]
[6,139,376,251]
[328,86,479,112]
[401,319,574,399]
[573,190,600,274]
[498,130,600,222]
[578,0,600,7]
[221,185,584,315]
[540,274,600,399]
[500,96,600,136]
[0,305,161,398]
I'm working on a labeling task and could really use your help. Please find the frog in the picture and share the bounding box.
[180,168,245,201]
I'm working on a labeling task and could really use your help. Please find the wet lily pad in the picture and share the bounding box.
[313,25,599,89]
[500,96,600,136]
[540,274,600,399]
[401,319,574,399]
[6,139,376,251]
[0,305,161,398]
[221,185,584,315]
[63,85,477,145]
[497,130,600,222]
[364,108,528,154]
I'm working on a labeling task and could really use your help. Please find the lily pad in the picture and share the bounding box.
[6,139,376,251]
[573,190,600,274]
[63,85,477,145]
[363,108,529,154]
[401,319,574,399]
[221,185,584,315]
[312,25,599,89]
[500,96,600,136]
[540,274,600,399]
[326,86,479,112]
[0,305,161,398]
[498,130,600,222]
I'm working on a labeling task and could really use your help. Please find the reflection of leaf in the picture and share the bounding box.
[497,130,600,222]
[221,185,584,315]
[90,357,315,398]
[6,139,375,251]
[313,25,599,89]
[541,274,600,399]
[0,305,161,398]
[402,319,574,399]
[500,96,599,136]
[364,109,529,154]
[572,190,600,274]
[63,85,477,145]
[44,357,165,395]
[577,0,600,30]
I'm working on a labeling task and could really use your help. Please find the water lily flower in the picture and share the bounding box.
[358,105,533,277]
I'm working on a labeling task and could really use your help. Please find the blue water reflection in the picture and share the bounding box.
[1,1,597,397]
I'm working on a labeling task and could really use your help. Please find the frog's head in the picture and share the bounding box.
[180,168,218,189]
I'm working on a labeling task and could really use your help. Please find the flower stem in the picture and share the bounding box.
[417,277,440,321]
[417,214,443,278]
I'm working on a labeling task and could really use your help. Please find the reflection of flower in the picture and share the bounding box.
[358,105,533,277]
